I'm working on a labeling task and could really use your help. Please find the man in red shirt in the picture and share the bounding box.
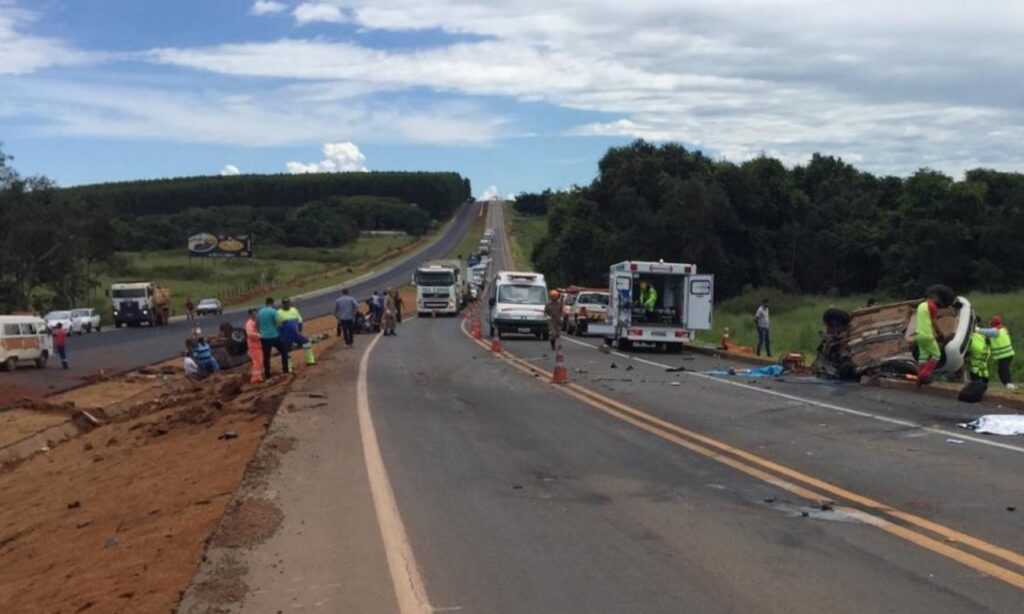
[53,322,69,369]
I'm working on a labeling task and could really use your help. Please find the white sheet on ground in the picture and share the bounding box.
[960,415,1024,436]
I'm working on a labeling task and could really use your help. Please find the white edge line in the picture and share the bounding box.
[559,336,1024,455]
[357,331,432,614]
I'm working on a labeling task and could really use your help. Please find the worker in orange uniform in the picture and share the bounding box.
[245,308,264,383]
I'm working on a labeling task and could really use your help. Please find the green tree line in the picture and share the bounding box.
[528,140,1024,299]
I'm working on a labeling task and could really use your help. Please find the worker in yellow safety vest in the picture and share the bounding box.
[978,315,1016,389]
[279,297,316,371]
[914,290,943,384]
[967,317,990,383]
[637,281,658,322]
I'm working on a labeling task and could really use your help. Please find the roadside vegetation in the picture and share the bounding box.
[93,233,419,319]
[507,206,547,269]
[445,207,486,260]
[0,144,470,316]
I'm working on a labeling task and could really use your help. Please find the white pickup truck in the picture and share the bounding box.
[589,260,714,353]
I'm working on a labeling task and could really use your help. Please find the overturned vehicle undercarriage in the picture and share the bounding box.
[813,292,974,381]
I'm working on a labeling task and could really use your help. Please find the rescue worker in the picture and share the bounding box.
[278,297,315,370]
[545,289,562,351]
[637,281,658,322]
[967,316,991,383]
[382,288,397,337]
[914,289,944,384]
[245,309,264,383]
[394,290,404,323]
[985,315,1016,389]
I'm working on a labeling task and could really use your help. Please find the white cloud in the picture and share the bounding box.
[144,0,1024,176]
[250,1,288,15]
[293,2,347,24]
[481,185,499,200]
[220,164,241,176]
[0,3,94,75]
[287,141,367,174]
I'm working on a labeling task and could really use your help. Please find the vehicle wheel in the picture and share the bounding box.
[668,343,683,354]
[822,308,851,329]
[578,320,588,336]
[656,342,666,352]
[926,284,956,309]
[4,357,16,372]
[489,325,495,338]
[97,324,102,332]
[496,328,503,340]
[35,355,48,369]
[542,332,550,341]
[618,338,632,351]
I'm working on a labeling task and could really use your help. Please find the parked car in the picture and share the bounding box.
[195,298,223,316]
[43,310,82,335]
[567,290,610,335]
[1,315,53,371]
[71,308,101,333]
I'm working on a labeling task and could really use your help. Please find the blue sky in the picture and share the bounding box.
[2,0,1022,196]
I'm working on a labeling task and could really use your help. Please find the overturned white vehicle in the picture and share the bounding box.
[813,294,974,380]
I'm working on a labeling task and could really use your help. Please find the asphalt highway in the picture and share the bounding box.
[358,202,1024,612]
[3,202,479,396]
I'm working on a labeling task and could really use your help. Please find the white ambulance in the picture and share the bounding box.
[589,260,714,353]
[0,315,54,371]
[487,271,549,339]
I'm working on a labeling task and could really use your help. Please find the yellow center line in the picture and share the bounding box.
[457,314,1024,591]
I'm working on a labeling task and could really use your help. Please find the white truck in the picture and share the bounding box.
[111,282,172,328]
[414,259,468,316]
[589,260,714,353]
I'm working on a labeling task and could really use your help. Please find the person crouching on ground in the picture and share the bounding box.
[245,309,264,383]
[967,316,991,383]
[914,289,944,384]
[192,336,220,375]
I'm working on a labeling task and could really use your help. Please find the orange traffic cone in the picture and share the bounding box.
[491,336,503,353]
[552,342,568,384]
[472,320,482,340]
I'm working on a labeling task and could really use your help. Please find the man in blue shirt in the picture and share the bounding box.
[334,288,360,347]
[258,297,288,379]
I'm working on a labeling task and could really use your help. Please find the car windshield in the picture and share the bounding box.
[578,293,609,305]
[46,311,71,319]
[498,284,547,305]
[113,288,147,298]
[71,310,89,317]
[198,299,219,306]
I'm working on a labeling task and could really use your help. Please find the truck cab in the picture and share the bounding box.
[414,260,467,316]
[111,282,171,328]
[590,261,714,352]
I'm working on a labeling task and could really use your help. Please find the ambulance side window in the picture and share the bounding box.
[20,323,37,335]
[4,324,21,336]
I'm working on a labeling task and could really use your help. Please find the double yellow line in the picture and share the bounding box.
[459,316,1024,591]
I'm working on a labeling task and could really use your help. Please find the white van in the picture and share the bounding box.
[0,315,54,371]
[487,271,549,339]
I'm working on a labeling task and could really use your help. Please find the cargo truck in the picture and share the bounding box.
[111,282,172,328]
[413,260,468,316]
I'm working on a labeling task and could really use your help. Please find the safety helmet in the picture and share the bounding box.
[550,290,560,299]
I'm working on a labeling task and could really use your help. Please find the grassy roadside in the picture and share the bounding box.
[507,207,547,269]
[709,288,1024,382]
[89,226,449,322]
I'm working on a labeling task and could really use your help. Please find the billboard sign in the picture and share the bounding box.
[188,233,254,258]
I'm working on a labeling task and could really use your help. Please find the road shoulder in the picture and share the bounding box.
[177,337,398,614]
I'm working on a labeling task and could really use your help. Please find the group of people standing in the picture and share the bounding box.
[333,288,403,347]
[243,296,316,383]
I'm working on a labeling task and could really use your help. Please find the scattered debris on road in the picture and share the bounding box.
[959,414,1024,436]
